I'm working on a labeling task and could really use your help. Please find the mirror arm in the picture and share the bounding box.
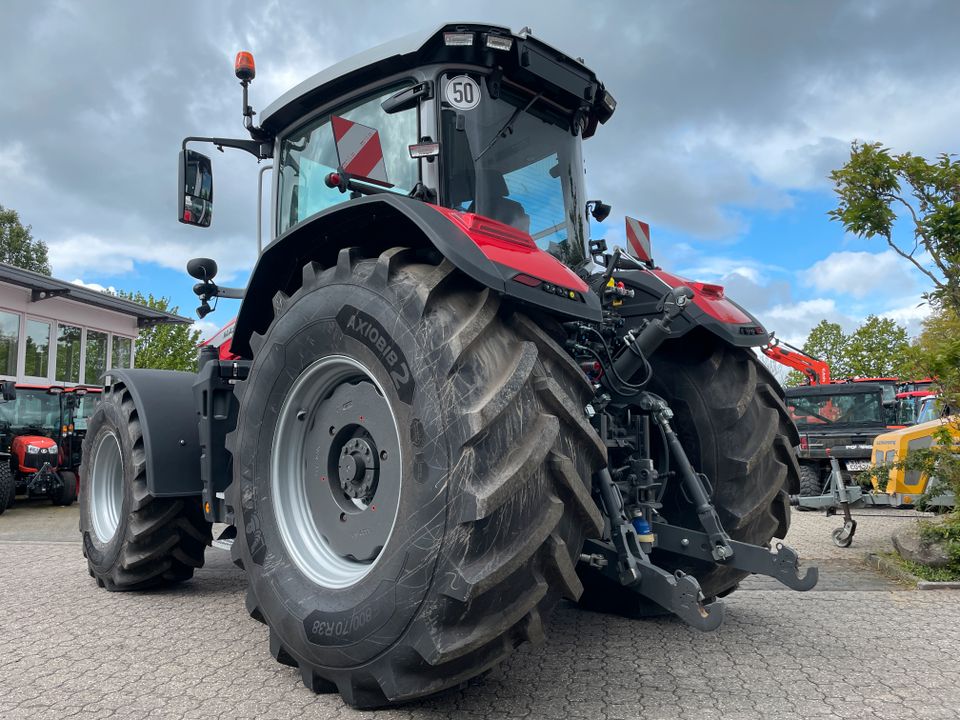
[182,136,272,160]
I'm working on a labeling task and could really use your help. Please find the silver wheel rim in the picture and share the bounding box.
[90,431,124,543]
[272,355,402,589]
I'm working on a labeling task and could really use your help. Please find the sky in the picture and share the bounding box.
[1,0,956,344]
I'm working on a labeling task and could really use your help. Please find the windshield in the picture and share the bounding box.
[440,74,589,268]
[786,391,884,426]
[71,393,102,431]
[0,389,61,435]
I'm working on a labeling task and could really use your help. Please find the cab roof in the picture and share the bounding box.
[259,22,609,136]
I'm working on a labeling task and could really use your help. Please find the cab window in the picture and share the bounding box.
[277,86,418,235]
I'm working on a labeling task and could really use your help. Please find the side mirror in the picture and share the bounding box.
[187,257,218,281]
[178,149,214,227]
[0,381,15,402]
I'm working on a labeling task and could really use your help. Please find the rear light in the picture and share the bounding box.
[484,34,513,51]
[512,273,541,287]
[690,281,725,300]
[799,436,808,450]
[443,32,474,46]
[451,212,536,248]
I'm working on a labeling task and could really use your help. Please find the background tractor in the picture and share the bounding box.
[0,385,101,512]
[79,23,815,708]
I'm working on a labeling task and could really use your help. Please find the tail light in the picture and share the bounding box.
[799,435,808,450]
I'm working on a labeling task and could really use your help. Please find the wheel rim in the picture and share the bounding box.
[89,431,124,543]
[272,355,402,589]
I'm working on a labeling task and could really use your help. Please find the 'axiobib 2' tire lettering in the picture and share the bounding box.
[337,306,413,403]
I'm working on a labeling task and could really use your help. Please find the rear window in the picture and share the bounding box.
[786,391,883,426]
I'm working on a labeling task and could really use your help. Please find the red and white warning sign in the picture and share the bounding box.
[625,216,653,265]
[331,115,392,187]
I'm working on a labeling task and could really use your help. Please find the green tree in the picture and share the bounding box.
[0,204,52,275]
[831,142,960,545]
[118,291,201,371]
[829,142,960,309]
[784,320,850,386]
[845,315,911,377]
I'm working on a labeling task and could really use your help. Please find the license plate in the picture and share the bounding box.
[845,460,871,471]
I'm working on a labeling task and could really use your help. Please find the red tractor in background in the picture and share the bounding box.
[0,384,102,513]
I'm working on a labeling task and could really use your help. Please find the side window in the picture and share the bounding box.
[278,86,418,234]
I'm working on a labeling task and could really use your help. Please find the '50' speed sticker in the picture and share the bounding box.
[444,75,481,111]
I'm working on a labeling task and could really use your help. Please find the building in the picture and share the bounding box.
[0,262,190,386]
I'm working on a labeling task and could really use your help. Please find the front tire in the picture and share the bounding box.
[229,248,605,708]
[52,470,77,506]
[0,463,12,515]
[80,383,211,590]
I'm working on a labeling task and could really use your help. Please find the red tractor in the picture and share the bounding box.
[0,385,102,512]
[79,24,816,707]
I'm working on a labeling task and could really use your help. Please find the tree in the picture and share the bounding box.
[782,316,910,386]
[845,315,911,377]
[829,142,960,310]
[0,204,52,275]
[118,291,201,371]
[804,320,851,376]
[832,143,960,552]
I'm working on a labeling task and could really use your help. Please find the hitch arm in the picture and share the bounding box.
[653,521,819,592]
[592,469,725,631]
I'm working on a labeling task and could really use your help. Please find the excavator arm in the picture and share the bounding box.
[761,336,831,385]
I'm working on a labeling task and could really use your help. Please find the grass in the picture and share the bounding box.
[880,552,960,582]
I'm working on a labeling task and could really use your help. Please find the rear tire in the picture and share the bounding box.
[0,463,12,515]
[80,383,211,590]
[798,463,823,498]
[579,333,800,612]
[228,248,605,708]
[52,470,78,506]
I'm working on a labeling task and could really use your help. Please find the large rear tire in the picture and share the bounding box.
[579,333,800,613]
[80,383,211,590]
[228,248,605,708]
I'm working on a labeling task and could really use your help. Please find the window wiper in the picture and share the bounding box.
[473,92,543,162]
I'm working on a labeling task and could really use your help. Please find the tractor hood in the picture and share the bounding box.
[259,23,613,137]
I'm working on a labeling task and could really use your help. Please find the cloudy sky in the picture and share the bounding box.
[1,0,956,342]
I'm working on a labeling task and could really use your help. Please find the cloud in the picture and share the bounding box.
[801,250,915,299]
[70,278,118,294]
[758,298,855,346]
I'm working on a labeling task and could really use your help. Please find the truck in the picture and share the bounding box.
[78,23,816,707]
[786,382,897,496]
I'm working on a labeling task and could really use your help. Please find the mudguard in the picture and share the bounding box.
[230,193,601,358]
[103,369,202,497]
[615,267,770,348]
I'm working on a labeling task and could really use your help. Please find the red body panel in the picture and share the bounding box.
[11,435,60,474]
[200,318,242,361]
[650,269,754,325]
[430,206,589,293]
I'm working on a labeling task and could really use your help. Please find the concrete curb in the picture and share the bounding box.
[865,552,960,590]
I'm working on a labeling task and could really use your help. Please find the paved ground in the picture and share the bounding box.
[1,501,958,720]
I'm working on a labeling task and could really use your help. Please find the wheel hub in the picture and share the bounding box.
[337,437,378,501]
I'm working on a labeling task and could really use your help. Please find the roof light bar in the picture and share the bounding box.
[484,34,513,51]
[443,32,474,47]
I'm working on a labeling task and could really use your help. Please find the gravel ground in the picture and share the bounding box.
[1,500,957,720]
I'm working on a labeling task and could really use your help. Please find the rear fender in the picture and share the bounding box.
[231,194,601,358]
[103,369,202,497]
[616,267,769,348]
